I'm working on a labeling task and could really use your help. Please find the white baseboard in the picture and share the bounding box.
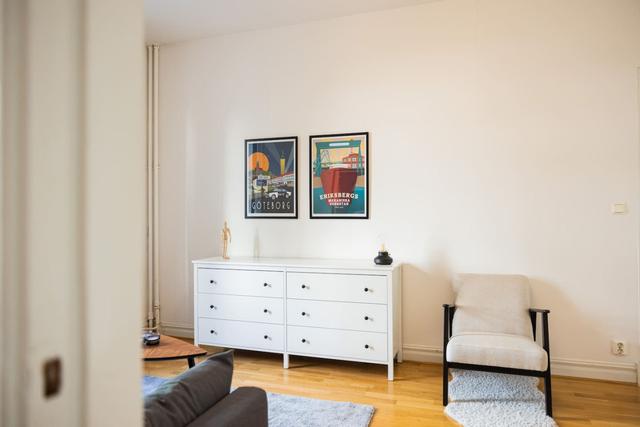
[402,344,442,364]
[160,322,194,339]
[155,327,637,384]
[550,357,637,383]
[401,344,638,383]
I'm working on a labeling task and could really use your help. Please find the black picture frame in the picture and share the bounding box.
[309,132,369,219]
[245,136,298,219]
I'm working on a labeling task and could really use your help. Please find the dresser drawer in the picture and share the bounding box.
[198,294,283,324]
[198,268,283,298]
[198,318,284,351]
[287,299,386,333]
[287,326,387,362]
[286,272,387,304]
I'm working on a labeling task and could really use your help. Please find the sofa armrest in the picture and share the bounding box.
[144,350,234,427]
[187,387,268,427]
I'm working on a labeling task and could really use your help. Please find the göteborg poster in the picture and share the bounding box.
[245,136,297,218]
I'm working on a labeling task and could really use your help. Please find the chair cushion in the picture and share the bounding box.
[453,274,533,338]
[446,333,548,371]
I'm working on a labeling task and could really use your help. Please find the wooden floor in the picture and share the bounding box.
[144,343,640,426]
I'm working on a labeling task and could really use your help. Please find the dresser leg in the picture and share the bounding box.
[387,362,394,381]
[283,354,289,369]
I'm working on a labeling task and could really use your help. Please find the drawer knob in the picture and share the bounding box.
[209,330,216,334]
[263,335,269,339]
[210,305,216,310]
[364,316,369,320]
[364,287,369,292]
[301,338,306,343]
[210,279,217,284]
[301,312,306,316]
[263,309,268,313]
[364,344,370,349]
[301,284,307,289]
[263,282,270,287]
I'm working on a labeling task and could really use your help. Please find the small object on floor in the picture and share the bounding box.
[444,370,556,427]
[374,243,393,265]
[143,332,161,346]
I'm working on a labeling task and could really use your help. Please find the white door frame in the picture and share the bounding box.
[1,0,146,425]
[637,67,640,387]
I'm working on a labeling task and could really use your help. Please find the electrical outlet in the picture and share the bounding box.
[612,340,627,356]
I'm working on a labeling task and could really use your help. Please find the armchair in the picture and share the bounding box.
[442,274,552,417]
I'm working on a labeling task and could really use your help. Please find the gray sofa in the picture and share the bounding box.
[144,350,268,427]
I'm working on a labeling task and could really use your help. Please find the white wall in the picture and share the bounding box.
[158,0,640,381]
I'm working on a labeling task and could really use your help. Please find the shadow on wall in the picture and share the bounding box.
[402,253,455,348]
[528,277,578,353]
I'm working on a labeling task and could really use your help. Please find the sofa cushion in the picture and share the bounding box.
[144,350,234,427]
[186,387,268,427]
[446,333,548,371]
[453,274,533,338]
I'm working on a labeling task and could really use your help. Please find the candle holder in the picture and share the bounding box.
[374,244,393,265]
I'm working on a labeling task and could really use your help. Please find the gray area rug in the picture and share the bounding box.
[445,370,557,427]
[266,391,374,427]
[143,376,374,427]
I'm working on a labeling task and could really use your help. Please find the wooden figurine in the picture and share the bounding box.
[222,221,231,259]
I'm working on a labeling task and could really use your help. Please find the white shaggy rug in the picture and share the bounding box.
[445,370,557,427]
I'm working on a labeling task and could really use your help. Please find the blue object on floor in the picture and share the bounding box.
[142,375,166,396]
[143,375,374,426]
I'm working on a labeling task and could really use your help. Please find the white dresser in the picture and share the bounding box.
[193,257,402,380]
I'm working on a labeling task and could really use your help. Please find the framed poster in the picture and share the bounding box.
[309,132,369,219]
[245,136,298,218]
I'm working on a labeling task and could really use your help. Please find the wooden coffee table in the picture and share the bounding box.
[143,335,207,368]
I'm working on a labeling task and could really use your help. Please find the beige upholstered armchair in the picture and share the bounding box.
[442,274,552,416]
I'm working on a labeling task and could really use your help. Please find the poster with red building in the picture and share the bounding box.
[309,132,368,219]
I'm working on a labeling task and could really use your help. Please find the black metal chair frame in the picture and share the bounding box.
[442,304,553,417]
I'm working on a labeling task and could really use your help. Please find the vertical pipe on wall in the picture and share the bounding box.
[146,45,153,328]
[152,44,160,329]
[0,1,4,421]
[145,44,160,330]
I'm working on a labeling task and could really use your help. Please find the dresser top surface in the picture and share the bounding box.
[192,256,398,272]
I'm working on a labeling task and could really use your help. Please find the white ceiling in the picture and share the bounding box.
[145,0,433,45]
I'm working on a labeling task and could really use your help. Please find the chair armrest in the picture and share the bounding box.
[529,308,551,356]
[442,304,456,345]
[528,308,550,341]
[529,308,550,314]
